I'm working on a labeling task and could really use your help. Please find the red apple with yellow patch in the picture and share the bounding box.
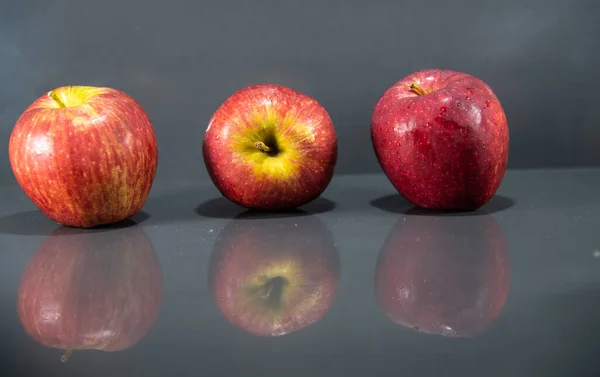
[209,214,340,336]
[8,86,158,228]
[203,84,337,210]
[17,223,162,361]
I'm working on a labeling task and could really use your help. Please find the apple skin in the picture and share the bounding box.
[9,86,158,228]
[209,213,340,336]
[17,223,162,359]
[375,211,510,337]
[371,69,509,210]
[203,84,337,210]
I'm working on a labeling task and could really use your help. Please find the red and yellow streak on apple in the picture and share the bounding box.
[9,86,158,228]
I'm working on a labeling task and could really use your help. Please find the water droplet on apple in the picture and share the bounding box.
[441,325,458,337]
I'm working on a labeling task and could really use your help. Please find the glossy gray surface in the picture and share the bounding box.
[1,169,599,376]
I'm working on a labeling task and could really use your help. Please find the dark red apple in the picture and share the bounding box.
[203,84,337,210]
[9,86,158,228]
[371,69,509,210]
[209,214,340,336]
[17,223,162,361]
[375,211,510,337]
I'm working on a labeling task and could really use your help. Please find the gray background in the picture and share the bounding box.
[1,0,599,187]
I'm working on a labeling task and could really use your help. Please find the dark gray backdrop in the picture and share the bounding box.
[1,0,598,187]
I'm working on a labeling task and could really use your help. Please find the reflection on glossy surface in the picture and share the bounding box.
[375,210,510,337]
[17,222,162,361]
[209,213,340,336]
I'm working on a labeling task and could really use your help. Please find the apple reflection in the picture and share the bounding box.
[209,212,340,337]
[17,222,162,361]
[375,210,510,337]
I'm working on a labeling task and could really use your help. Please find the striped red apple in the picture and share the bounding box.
[17,224,162,361]
[9,86,158,227]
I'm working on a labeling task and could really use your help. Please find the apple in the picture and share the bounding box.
[8,86,158,228]
[375,211,510,337]
[17,223,162,361]
[209,213,340,336]
[203,84,337,210]
[371,69,509,210]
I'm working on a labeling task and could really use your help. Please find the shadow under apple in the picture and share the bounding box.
[196,196,336,219]
[375,209,510,337]
[370,194,515,215]
[17,223,163,361]
[0,210,149,236]
[208,212,340,336]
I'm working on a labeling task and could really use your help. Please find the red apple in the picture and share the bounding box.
[9,86,158,228]
[17,223,162,361]
[209,214,340,336]
[203,84,337,210]
[375,211,510,337]
[371,69,509,210]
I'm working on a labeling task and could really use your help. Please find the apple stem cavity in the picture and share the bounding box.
[409,83,428,96]
[260,281,275,299]
[61,349,73,363]
[48,91,67,108]
[254,141,272,153]
[260,276,286,307]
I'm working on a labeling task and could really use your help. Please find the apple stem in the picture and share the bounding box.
[61,349,73,363]
[254,141,272,153]
[409,83,427,96]
[48,91,67,108]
